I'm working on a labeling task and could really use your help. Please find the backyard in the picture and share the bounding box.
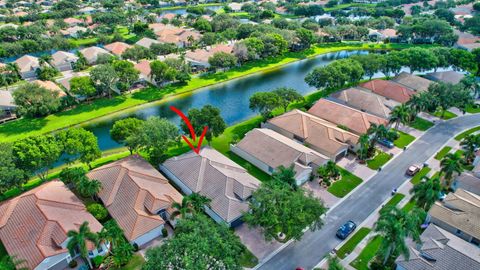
[327,167,363,198]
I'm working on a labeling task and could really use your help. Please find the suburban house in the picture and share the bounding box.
[425,71,465,85]
[60,26,87,38]
[427,189,480,246]
[359,79,415,103]
[134,60,152,83]
[395,224,480,270]
[51,51,79,71]
[308,99,388,135]
[231,128,329,185]
[453,162,480,196]
[80,46,112,65]
[87,155,183,247]
[63,17,83,26]
[454,30,480,52]
[14,55,41,79]
[150,23,202,48]
[104,42,132,57]
[160,147,260,227]
[0,181,109,270]
[135,37,160,48]
[329,87,399,119]
[0,90,16,120]
[392,72,433,93]
[368,28,398,41]
[264,109,359,160]
[185,43,234,70]
[33,80,67,97]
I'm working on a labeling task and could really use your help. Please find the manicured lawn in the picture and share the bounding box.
[382,193,406,210]
[410,167,431,185]
[336,227,372,259]
[401,199,416,213]
[431,171,440,179]
[117,254,144,270]
[327,167,363,198]
[367,152,392,170]
[393,130,415,148]
[432,110,457,120]
[239,248,259,268]
[0,42,426,143]
[408,117,434,131]
[455,126,480,141]
[465,104,480,114]
[434,146,452,160]
[350,235,382,270]
[454,149,464,158]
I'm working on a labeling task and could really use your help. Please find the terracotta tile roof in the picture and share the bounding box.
[0,181,103,270]
[235,128,329,177]
[134,60,151,77]
[14,55,40,73]
[426,71,465,85]
[379,28,397,37]
[152,24,202,45]
[267,109,359,159]
[79,46,111,64]
[33,80,67,97]
[185,44,234,64]
[308,99,388,135]
[392,72,433,92]
[63,17,82,25]
[104,42,132,56]
[429,189,480,240]
[51,51,78,67]
[359,79,415,103]
[162,147,260,223]
[87,155,182,241]
[135,37,159,48]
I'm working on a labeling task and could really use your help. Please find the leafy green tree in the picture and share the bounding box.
[208,52,237,71]
[107,239,134,267]
[69,76,97,97]
[244,180,326,241]
[460,134,480,164]
[90,64,119,98]
[0,143,25,194]
[150,43,178,56]
[186,193,211,213]
[410,176,442,210]
[87,203,108,221]
[150,60,177,85]
[440,153,464,187]
[171,197,194,220]
[193,18,212,32]
[67,222,99,269]
[351,54,384,80]
[273,87,304,112]
[317,161,340,186]
[112,60,140,91]
[181,105,226,143]
[110,117,145,154]
[59,167,86,186]
[73,51,88,71]
[272,165,297,190]
[472,48,480,76]
[381,51,404,77]
[57,128,101,168]
[143,215,244,270]
[13,83,61,117]
[0,255,27,270]
[76,177,102,198]
[295,28,315,50]
[449,49,476,72]
[36,66,60,81]
[249,92,281,119]
[12,135,62,180]
[401,48,438,73]
[122,46,153,62]
[305,59,364,89]
[374,206,423,264]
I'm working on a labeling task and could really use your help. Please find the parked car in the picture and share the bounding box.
[336,220,357,239]
[406,165,421,176]
[378,138,394,148]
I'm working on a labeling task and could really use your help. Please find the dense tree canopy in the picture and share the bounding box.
[13,83,61,117]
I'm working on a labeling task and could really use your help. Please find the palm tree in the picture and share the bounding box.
[374,206,422,265]
[67,222,99,269]
[389,104,410,130]
[460,134,480,164]
[272,165,297,190]
[440,153,464,187]
[171,197,194,220]
[367,124,389,151]
[187,193,211,213]
[317,161,340,184]
[77,177,102,198]
[357,134,371,162]
[39,54,52,66]
[406,94,426,119]
[410,176,442,210]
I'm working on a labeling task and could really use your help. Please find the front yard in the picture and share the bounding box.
[366,152,392,170]
[393,131,415,148]
[327,167,363,198]
[410,167,431,185]
[408,117,434,131]
[350,235,382,270]
[432,110,457,120]
[381,193,405,210]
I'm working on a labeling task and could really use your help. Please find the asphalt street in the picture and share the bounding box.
[257,113,480,270]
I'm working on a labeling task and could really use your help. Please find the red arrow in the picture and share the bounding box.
[170,106,208,154]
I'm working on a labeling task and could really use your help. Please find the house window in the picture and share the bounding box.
[268,166,274,173]
[88,250,94,257]
[293,135,304,143]
[456,229,462,235]
[97,245,103,253]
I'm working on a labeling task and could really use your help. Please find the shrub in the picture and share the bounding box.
[132,243,139,252]
[87,203,108,221]
[162,227,168,237]
[93,256,104,268]
[68,260,78,268]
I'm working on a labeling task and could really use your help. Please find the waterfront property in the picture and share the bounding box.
[359,79,415,103]
[87,155,183,247]
[392,72,433,93]
[0,181,109,270]
[160,147,260,227]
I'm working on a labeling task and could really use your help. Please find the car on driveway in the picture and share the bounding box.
[378,138,394,149]
[406,165,421,176]
[336,220,357,240]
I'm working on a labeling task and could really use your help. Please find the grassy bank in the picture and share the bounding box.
[0,42,419,143]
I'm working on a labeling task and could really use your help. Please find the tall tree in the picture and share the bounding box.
[67,222,99,269]
[440,153,464,187]
[90,64,119,98]
[57,128,101,168]
[12,83,61,118]
[150,60,177,85]
[181,105,226,143]
[0,143,25,194]
[460,134,480,164]
[208,52,238,71]
[410,176,442,210]
[249,92,281,119]
[112,60,140,91]
[170,197,194,220]
[69,76,97,97]
[273,87,304,112]
[110,117,144,154]
[389,104,410,129]
[401,48,438,73]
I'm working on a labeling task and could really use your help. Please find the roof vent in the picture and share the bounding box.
[420,252,437,262]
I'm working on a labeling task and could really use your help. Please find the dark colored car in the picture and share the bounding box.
[336,220,357,240]
[378,138,394,149]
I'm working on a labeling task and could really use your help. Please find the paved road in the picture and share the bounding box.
[257,114,480,270]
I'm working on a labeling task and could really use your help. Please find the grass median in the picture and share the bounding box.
[350,235,382,270]
[455,126,480,141]
[434,146,452,160]
[336,227,372,259]
[410,167,431,185]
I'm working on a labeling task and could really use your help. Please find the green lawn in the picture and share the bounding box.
[0,42,427,143]
[336,227,372,259]
[239,248,259,268]
[408,117,434,131]
[401,199,416,213]
[434,146,452,160]
[432,110,457,120]
[431,171,440,179]
[327,167,363,198]
[117,254,144,270]
[410,167,431,185]
[465,104,480,114]
[393,130,415,148]
[382,193,405,210]
[454,149,464,158]
[367,152,392,170]
[455,126,480,141]
[350,235,382,270]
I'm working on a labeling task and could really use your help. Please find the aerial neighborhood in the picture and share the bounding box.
[0,0,479,270]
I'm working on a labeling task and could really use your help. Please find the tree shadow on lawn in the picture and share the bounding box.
[58,95,128,116]
[0,116,48,137]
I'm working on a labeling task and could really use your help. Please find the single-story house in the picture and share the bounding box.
[264,109,359,160]
[231,128,329,185]
[359,79,415,103]
[392,72,434,93]
[308,99,388,135]
[80,46,112,65]
[185,43,234,70]
[0,90,16,117]
[33,80,67,97]
[51,51,79,71]
[63,17,83,26]
[0,181,109,270]
[395,224,480,270]
[87,155,183,247]
[427,189,480,246]
[104,42,132,57]
[330,87,399,119]
[134,60,152,83]
[155,27,202,48]
[135,37,160,49]
[368,28,398,42]
[14,55,41,79]
[160,147,260,227]
[425,71,465,85]
[60,26,87,38]
[454,29,480,52]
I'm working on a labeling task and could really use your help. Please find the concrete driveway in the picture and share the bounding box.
[337,154,376,180]
[235,223,283,262]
